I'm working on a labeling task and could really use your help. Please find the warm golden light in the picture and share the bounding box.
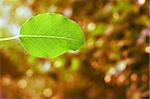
[17,79,27,89]
[54,60,62,68]
[145,46,150,54]
[138,0,145,5]
[104,75,111,83]
[87,22,96,31]
[130,73,138,81]
[43,88,53,97]
[113,13,119,19]
[2,77,11,86]
[117,75,125,84]
[26,69,33,77]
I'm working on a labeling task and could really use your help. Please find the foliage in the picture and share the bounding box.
[20,13,84,58]
[0,0,149,99]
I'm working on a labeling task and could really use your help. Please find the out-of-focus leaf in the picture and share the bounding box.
[90,24,106,35]
[71,58,79,71]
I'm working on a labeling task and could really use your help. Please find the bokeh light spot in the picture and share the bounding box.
[17,79,27,89]
[104,75,111,83]
[87,22,96,31]
[43,88,53,97]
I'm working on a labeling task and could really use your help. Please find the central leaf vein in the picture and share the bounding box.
[20,35,78,42]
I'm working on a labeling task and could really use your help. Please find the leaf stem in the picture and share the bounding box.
[0,36,19,42]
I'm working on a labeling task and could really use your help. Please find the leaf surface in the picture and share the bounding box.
[20,13,84,58]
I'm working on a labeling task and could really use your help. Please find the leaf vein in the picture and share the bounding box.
[20,35,79,42]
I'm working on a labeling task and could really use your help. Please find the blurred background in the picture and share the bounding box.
[0,0,149,99]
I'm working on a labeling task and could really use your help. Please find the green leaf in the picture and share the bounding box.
[19,13,84,58]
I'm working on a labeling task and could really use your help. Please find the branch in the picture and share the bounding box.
[0,36,19,42]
